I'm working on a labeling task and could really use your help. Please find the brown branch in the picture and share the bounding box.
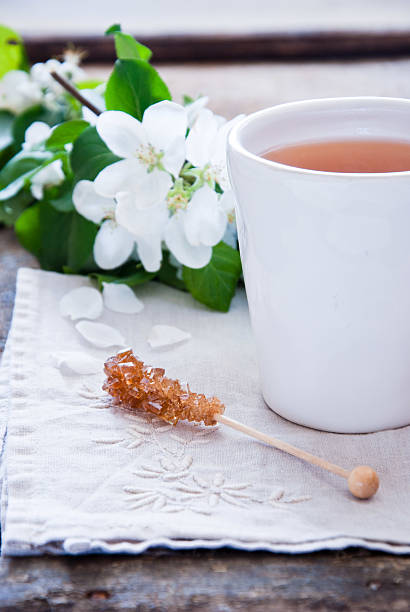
[50,71,102,116]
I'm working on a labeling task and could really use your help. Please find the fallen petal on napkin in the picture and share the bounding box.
[1,268,409,556]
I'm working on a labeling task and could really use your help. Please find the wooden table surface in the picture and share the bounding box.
[1,58,410,610]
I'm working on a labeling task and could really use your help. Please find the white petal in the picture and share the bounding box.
[96,110,147,158]
[161,136,186,177]
[30,62,54,87]
[135,236,163,272]
[116,192,169,236]
[23,121,52,149]
[210,114,246,169]
[75,321,125,348]
[60,61,86,83]
[53,351,102,375]
[184,185,227,247]
[1,70,32,88]
[72,180,114,224]
[94,158,144,198]
[30,182,43,200]
[81,89,106,125]
[59,286,103,321]
[82,108,98,126]
[165,213,212,268]
[219,189,236,214]
[186,96,209,127]
[31,160,65,195]
[93,220,135,270]
[102,283,144,314]
[142,101,187,153]
[186,109,219,167]
[0,71,42,113]
[115,193,169,272]
[147,324,191,349]
[133,169,172,210]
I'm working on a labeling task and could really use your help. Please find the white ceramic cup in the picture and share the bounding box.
[227,97,410,433]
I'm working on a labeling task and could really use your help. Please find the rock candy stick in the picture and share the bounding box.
[103,349,224,426]
[103,350,379,500]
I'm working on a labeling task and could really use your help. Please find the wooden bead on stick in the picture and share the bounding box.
[347,466,379,499]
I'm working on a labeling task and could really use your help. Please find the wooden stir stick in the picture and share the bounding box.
[216,414,379,500]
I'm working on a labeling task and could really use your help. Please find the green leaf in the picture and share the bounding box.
[37,202,70,270]
[0,150,51,188]
[46,120,89,149]
[105,24,151,60]
[157,251,186,291]
[0,110,14,151]
[105,24,122,35]
[105,59,171,120]
[0,142,14,169]
[0,188,33,226]
[67,212,98,272]
[70,126,120,182]
[114,32,152,62]
[15,202,41,257]
[38,203,97,272]
[0,150,52,200]
[77,79,103,90]
[12,105,65,149]
[91,266,155,290]
[46,179,74,212]
[182,242,242,312]
[15,199,97,272]
[183,94,194,105]
[0,25,28,78]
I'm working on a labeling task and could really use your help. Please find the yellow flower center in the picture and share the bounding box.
[167,192,189,213]
[136,143,161,169]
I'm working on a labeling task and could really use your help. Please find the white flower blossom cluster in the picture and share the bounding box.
[72,99,243,271]
[0,54,85,114]
[22,121,65,199]
[0,44,242,273]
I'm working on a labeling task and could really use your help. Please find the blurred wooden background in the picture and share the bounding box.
[5,0,410,62]
[87,59,410,118]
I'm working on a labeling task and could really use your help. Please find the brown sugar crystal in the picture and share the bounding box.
[103,349,225,426]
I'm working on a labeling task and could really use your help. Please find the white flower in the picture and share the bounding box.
[115,189,169,272]
[81,85,106,125]
[31,160,65,200]
[30,58,86,110]
[59,59,86,83]
[185,96,209,127]
[164,185,227,269]
[0,70,42,114]
[72,180,135,270]
[186,109,245,190]
[23,121,52,151]
[31,58,85,92]
[94,101,188,197]
[183,185,227,247]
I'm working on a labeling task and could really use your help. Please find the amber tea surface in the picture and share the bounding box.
[262,139,410,173]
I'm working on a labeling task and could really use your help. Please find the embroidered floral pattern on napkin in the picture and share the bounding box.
[1,268,410,556]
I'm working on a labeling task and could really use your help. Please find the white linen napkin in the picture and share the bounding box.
[1,267,409,555]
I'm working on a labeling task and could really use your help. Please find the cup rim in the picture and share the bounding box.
[228,96,410,179]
